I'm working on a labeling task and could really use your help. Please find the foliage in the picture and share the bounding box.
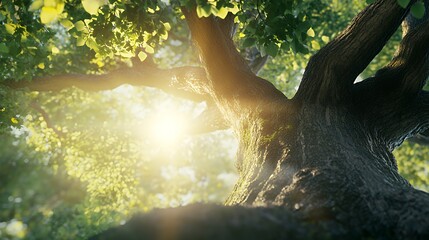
[0,0,428,239]
[395,141,429,191]
[0,87,238,239]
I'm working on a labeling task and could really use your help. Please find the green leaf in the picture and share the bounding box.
[196,5,212,18]
[216,7,229,19]
[163,22,171,31]
[0,43,9,54]
[82,0,104,15]
[265,42,279,57]
[76,37,86,46]
[60,19,74,30]
[411,2,425,19]
[311,40,321,50]
[85,38,99,51]
[37,62,45,69]
[51,46,60,54]
[75,21,86,32]
[321,36,330,43]
[11,117,18,124]
[40,6,59,24]
[144,45,154,54]
[138,51,147,62]
[398,0,410,8]
[4,24,16,35]
[281,42,290,51]
[242,38,256,48]
[306,28,315,37]
[366,0,375,4]
[29,0,43,11]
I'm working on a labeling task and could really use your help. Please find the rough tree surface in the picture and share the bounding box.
[5,0,429,239]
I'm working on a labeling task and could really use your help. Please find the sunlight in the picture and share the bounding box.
[147,110,187,144]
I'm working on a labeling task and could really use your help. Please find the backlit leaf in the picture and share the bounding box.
[28,0,43,11]
[44,0,57,7]
[216,7,229,19]
[51,46,60,54]
[37,63,45,69]
[82,0,104,15]
[196,5,212,18]
[138,51,147,61]
[144,45,154,54]
[40,6,58,24]
[5,24,16,35]
[306,28,315,37]
[85,38,99,51]
[311,40,321,50]
[76,37,86,46]
[11,117,18,124]
[75,21,86,32]
[163,22,171,31]
[60,19,74,30]
[321,36,330,43]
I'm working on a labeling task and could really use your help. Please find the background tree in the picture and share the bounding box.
[1,0,429,239]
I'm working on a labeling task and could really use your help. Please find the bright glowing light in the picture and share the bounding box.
[147,111,187,144]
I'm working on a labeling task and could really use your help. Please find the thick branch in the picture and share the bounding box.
[295,0,413,103]
[3,60,232,135]
[4,60,208,102]
[378,17,429,94]
[352,2,429,148]
[353,81,429,149]
[182,8,286,114]
[382,91,429,149]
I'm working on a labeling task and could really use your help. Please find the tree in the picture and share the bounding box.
[1,0,429,239]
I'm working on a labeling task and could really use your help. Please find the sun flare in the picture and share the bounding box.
[147,111,187,144]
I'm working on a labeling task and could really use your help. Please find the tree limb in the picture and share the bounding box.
[3,59,233,135]
[351,2,429,149]
[182,8,286,115]
[4,59,208,102]
[377,16,429,95]
[295,0,414,104]
[352,82,429,149]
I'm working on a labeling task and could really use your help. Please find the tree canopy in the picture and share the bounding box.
[0,0,428,239]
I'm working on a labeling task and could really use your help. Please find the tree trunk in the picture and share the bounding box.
[91,102,429,240]
[226,103,429,237]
